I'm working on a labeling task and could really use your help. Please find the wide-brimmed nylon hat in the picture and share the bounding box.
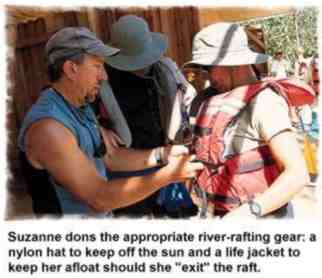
[106,15,168,71]
[46,27,119,65]
[183,22,269,68]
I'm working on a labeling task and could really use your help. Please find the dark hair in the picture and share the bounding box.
[188,64,212,72]
[46,52,86,82]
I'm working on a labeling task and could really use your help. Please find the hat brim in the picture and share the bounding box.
[183,49,269,68]
[106,33,168,71]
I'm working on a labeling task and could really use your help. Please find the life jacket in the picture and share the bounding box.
[192,78,315,212]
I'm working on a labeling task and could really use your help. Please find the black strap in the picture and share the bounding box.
[235,156,276,174]
[194,126,212,137]
[205,192,241,205]
[195,186,241,205]
[190,87,218,118]
[251,65,261,80]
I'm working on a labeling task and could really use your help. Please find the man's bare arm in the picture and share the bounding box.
[25,119,202,213]
[99,126,188,171]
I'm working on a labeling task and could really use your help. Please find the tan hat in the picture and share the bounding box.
[183,22,269,67]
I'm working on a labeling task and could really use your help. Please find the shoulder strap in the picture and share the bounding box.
[189,87,219,119]
[264,78,315,107]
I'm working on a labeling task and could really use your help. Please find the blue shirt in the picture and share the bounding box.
[18,88,107,215]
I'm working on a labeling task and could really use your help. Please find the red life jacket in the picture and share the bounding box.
[193,78,315,212]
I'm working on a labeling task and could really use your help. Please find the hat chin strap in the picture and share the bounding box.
[209,65,257,93]
[231,65,258,89]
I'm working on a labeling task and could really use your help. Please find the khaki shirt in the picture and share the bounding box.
[223,88,293,157]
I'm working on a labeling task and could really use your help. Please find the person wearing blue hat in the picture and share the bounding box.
[99,15,198,218]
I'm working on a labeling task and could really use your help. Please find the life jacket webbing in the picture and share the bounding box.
[235,155,276,174]
[195,187,241,205]
[196,145,276,176]
[194,126,212,136]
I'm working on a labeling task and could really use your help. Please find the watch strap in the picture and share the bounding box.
[248,199,262,217]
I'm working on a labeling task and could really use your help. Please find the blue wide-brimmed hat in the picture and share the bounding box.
[106,15,168,71]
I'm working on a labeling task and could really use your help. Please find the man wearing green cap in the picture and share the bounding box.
[18,27,203,217]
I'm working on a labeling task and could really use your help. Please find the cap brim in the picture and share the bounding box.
[106,33,168,71]
[183,50,269,68]
[88,41,120,59]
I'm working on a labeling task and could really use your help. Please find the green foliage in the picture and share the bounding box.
[242,7,318,66]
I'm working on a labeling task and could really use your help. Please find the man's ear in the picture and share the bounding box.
[62,60,78,81]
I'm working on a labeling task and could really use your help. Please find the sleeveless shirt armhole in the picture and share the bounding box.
[251,88,292,142]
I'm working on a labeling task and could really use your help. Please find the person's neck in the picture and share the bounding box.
[232,67,258,89]
[52,81,81,107]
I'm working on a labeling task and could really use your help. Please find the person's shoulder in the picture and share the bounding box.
[160,56,176,64]
[159,57,181,73]
[24,117,78,170]
[30,88,60,111]
[26,118,76,148]
[158,56,185,86]
[24,90,66,125]
[251,87,288,108]
[29,117,74,136]
[249,86,292,140]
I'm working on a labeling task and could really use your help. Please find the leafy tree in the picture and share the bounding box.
[242,7,318,67]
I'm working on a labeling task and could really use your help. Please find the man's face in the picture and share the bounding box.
[208,66,235,93]
[73,55,107,105]
[208,65,254,93]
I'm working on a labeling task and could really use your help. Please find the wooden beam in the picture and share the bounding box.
[245,29,265,51]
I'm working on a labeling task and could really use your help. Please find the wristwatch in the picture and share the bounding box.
[248,199,262,217]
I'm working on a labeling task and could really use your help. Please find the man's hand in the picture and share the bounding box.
[160,145,190,164]
[163,153,204,182]
[100,127,124,156]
